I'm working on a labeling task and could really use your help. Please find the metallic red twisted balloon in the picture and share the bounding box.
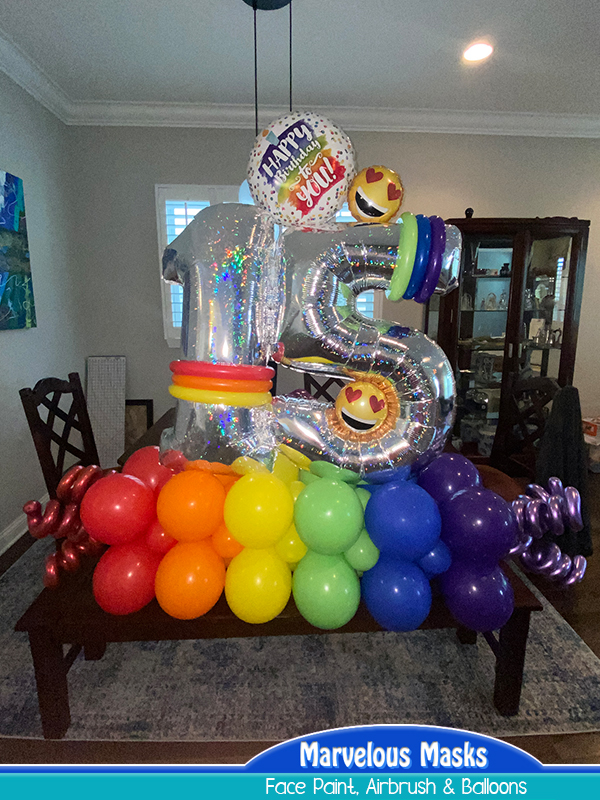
[25,463,107,589]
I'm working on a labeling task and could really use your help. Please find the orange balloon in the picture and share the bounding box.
[184,459,235,475]
[155,540,225,619]
[157,470,225,542]
[214,474,239,492]
[212,522,244,559]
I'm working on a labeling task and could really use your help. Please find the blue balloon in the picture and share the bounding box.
[364,481,441,561]
[418,540,452,578]
[403,214,431,299]
[362,556,432,632]
[440,562,515,632]
[364,465,411,485]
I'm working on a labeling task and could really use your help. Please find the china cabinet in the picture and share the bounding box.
[426,216,589,471]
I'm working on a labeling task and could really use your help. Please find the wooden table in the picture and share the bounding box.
[15,559,542,740]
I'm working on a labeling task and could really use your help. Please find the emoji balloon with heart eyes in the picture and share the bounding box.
[347,165,404,224]
[331,375,400,442]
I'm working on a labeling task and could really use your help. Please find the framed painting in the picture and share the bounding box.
[0,171,36,330]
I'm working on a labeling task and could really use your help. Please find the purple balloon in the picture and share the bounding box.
[440,562,515,632]
[564,486,583,532]
[509,531,532,557]
[548,553,572,581]
[545,495,565,536]
[416,453,481,506]
[523,541,561,572]
[511,497,527,533]
[439,487,518,568]
[563,555,587,585]
[547,477,564,498]
[526,484,551,503]
[524,498,545,539]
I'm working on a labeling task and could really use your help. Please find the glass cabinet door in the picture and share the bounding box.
[453,236,514,459]
[518,235,572,383]
[425,216,588,470]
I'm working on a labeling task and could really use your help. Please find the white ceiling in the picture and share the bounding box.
[1,0,599,136]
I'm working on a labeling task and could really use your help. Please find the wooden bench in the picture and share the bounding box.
[15,559,542,740]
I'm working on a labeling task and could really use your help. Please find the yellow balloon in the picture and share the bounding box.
[289,480,306,501]
[224,472,294,548]
[275,522,308,564]
[279,444,312,471]
[231,456,270,476]
[272,452,299,485]
[225,547,292,624]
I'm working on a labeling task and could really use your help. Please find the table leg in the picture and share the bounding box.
[493,608,531,716]
[84,640,107,661]
[456,626,477,645]
[28,628,71,739]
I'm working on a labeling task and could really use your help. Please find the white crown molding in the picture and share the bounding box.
[0,493,49,557]
[1,27,600,138]
[70,101,600,139]
[0,29,72,123]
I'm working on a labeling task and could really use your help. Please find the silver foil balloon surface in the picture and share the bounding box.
[273,222,457,475]
[160,401,279,468]
[435,225,461,295]
[162,203,282,363]
[161,203,281,465]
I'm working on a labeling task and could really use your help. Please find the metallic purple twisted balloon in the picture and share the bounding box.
[510,478,587,587]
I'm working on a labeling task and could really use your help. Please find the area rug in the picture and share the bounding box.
[2,539,600,741]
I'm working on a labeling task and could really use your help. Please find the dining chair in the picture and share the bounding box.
[303,373,346,401]
[19,372,100,498]
[490,374,560,479]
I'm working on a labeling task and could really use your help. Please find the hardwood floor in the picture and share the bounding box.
[1,477,599,765]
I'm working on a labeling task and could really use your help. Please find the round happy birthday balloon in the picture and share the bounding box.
[247,112,355,228]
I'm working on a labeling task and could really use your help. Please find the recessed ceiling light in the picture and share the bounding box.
[463,41,494,62]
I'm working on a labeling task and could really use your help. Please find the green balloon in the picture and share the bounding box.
[344,527,380,572]
[294,478,363,554]
[310,460,361,484]
[354,486,371,511]
[299,468,321,485]
[293,550,361,629]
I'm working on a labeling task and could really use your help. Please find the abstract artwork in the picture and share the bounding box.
[0,171,36,330]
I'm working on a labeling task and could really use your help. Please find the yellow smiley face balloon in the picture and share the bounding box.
[335,382,388,433]
[348,166,404,224]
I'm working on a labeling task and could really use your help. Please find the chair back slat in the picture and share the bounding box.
[303,373,346,402]
[20,372,100,498]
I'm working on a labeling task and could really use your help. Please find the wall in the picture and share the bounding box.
[0,71,85,532]
[70,126,600,415]
[68,126,258,413]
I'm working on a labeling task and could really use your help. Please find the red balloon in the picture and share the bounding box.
[80,473,156,545]
[93,543,162,615]
[123,446,173,495]
[145,519,178,555]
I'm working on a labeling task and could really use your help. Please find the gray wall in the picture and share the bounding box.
[0,72,85,532]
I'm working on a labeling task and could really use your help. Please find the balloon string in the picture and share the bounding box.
[253,3,259,137]
[289,1,293,112]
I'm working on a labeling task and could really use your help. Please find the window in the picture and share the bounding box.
[155,185,239,347]
[156,187,381,347]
